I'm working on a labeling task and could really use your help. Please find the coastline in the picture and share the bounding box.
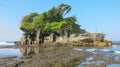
[0,44,88,67]
[1,44,120,67]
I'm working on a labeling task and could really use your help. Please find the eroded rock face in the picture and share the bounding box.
[62,40,112,47]
[14,41,21,46]
[56,33,105,44]
[59,33,112,47]
[93,40,112,47]
[16,32,112,47]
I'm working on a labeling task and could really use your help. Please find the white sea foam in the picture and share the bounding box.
[100,49,110,52]
[81,62,92,64]
[112,45,118,47]
[114,51,120,54]
[86,49,96,52]
[74,48,83,51]
[81,61,104,65]
[92,52,97,54]
[0,41,14,46]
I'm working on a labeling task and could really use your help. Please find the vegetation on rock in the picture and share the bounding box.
[20,3,86,45]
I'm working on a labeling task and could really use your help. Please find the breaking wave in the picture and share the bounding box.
[114,51,120,54]
[100,49,110,52]
[0,41,14,46]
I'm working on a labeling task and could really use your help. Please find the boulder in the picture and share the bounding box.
[14,41,21,46]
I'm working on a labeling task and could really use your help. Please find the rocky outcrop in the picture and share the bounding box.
[16,32,112,47]
[93,40,112,47]
[14,41,21,46]
[62,40,112,47]
[55,33,112,47]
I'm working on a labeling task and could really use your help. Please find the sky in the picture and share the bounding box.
[0,0,120,41]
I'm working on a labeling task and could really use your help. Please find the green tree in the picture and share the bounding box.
[20,12,38,32]
[20,3,85,44]
[42,3,71,22]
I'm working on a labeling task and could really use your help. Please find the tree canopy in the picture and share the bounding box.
[20,3,85,34]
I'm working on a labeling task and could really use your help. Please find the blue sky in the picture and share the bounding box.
[0,0,120,41]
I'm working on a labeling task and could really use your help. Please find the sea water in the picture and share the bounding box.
[0,41,21,58]
[75,44,120,67]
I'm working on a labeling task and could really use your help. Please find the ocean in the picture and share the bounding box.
[0,41,21,58]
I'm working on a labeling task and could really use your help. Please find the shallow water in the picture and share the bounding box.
[0,48,21,58]
[0,41,14,46]
[1,41,120,66]
[107,64,120,67]
[0,41,21,58]
[86,57,94,62]
[75,45,120,67]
